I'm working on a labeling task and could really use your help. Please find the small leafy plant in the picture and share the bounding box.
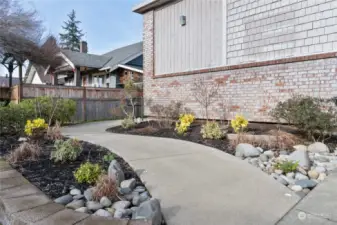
[121,116,136,129]
[200,121,224,140]
[103,153,115,163]
[231,114,248,133]
[175,114,195,135]
[24,118,48,138]
[51,138,82,162]
[74,162,103,184]
[274,160,299,174]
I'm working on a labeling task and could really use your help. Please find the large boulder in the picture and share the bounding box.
[289,150,311,170]
[54,194,73,205]
[295,180,318,189]
[120,178,136,194]
[235,144,261,158]
[132,199,162,225]
[308,142,329,153]
[108,160,125,185]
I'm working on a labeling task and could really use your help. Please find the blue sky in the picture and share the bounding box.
[1,0,144,76]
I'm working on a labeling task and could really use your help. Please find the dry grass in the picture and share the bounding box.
[92,175,118,201]
[46,121,62,141]
[229,130,302,151]
[7,142,41,164]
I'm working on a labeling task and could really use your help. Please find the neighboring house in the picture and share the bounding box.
[0,76,20,87]
[24,63,52,85]
[52,41,143,88]
[134,0,337,122]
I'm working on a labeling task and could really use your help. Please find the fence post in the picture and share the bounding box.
[82,87,87,122]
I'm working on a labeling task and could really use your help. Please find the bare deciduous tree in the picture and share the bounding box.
[192,77,220,120]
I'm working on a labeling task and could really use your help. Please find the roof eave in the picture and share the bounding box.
[133,0,174,14]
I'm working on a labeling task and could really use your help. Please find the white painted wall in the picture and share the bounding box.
[32,72,44,84]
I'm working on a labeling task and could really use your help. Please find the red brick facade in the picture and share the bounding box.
[143,11,337,122]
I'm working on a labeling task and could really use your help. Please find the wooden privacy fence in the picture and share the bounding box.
[11,84,143,122]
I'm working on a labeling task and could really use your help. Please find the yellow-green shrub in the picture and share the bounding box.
[74,162,102,184]
[231,115,248,133]
[201,121,224,140]
[175,114,195,135]
[24,118,48,137]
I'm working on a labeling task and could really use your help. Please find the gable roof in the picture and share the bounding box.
[24,63,52,84]
[57,42,143,72]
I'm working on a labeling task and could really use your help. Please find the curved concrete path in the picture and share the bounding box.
[62,121,300,225]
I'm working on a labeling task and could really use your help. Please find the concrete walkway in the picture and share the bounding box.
[62,121,300,225]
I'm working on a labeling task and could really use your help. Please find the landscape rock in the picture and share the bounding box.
[259,154,269,162]
[132,199,162,225]
[289,150,311,169]
[291,185,303,192]
[318,173,327,182]
[308,170,319,179]
[54,194,73,205]
[120,178,136,194]
[18,137,27,142]
[70,188,81,196]
[235,144,261,158]
[308,142,329,153]
[114,209,124,218]
[277,155,289,161]
[73,194,84,200]
[279,150,289,155]
[108,160,125,185]
[275,169,283,175]
[295,173,309,180]
[281,175,295,185]
[277,176,288,186]
[66,200,85,210]
[84,188,94,201]
[295,180,318,189]
[303,188,311,194]
[297,166,307,175]
[286,172,295,179]
[106,208,116,215]
[293,145,307,151]
[133,186,146,193]
[263,150,274,157]
[94,209,113,217]
[100,196,112,207]
[75,207,89,213]
[139,192,150,202]
[112,201,131,210]
[132,194,141,206]
[86,201,103,211]
[256,147,264,153]
[314,166,327,174]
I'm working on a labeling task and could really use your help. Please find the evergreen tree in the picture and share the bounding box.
[59,10,84,51]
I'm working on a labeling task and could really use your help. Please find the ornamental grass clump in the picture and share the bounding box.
[200,121,224,140]
[24,118,48,139]
[175,114,195,135]
[74,162,103,184]
[7,142,41,164]
[92,174,118,201]
[231,114,248,133]
[51,138,82,163]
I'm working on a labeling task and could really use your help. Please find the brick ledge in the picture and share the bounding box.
[153,52,337,79]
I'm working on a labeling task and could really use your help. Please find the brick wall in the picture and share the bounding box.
[143,11,337,122]
[227,0,337,65]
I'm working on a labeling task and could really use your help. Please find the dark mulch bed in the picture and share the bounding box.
[0,135,143,199]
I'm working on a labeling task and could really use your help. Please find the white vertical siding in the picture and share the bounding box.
[154,0,224,75]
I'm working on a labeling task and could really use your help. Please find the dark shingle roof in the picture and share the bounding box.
[60,42,143,70]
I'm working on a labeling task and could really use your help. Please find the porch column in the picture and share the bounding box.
[74,67,81,87]
[52,74,58,85]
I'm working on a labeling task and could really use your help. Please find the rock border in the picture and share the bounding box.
[0,158,153,225]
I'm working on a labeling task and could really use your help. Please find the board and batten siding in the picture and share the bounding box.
[154,0,224,75]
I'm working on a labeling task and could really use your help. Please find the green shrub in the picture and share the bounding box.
[0,105,32,135]
[103,153,115,163]
[74,162,102,184]
[200,121,224,140]
[51,139,82,162]
[121,116,136,129]
[271,95,337,140]
[18,96,76,125]
[274,160,299,174]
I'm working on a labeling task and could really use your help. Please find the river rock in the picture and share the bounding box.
[108,160,125,185]
[66,200,85,210]
[315,166,327,174]
[308,170,319,179]
[308,142,329,153]
[106,208,116,215]
[259,154,269,162]
[84,188,94,201]
[293,145,308,151]
[54,194,73,205]
[70,188,81,196]
[291,185,303,192]
[263,150,274,157]
[112,201,131,210]
[132,199,162,225]
[295,173,309,180]
[281,175,295,185]
[295,180,318,189]
[256,147,264,153]
[75,207,89,213]
[114,209,125,218]
[317,173,327,182]
[275,169,283,175]
[133,186,146,193]
[289,150,311,169]
[86,201,103,211]
[286,172,295,179]
[235,144,261,158]
[94,209,113,217]
[100,196,112,207]
[120,178,136,194]
[277,176,288,185]
[73,194,84,200]
[297,166,307,175]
